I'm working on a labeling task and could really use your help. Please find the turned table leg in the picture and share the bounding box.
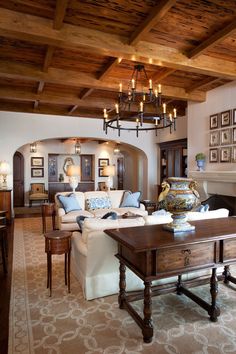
[143,280,153,343]
[118,261,126,309]
[209,267,220,322]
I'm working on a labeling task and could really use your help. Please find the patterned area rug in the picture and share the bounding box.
[14,206,41,215]
[8,217,236,354]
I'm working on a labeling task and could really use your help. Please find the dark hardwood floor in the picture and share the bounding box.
[0,213,41,354]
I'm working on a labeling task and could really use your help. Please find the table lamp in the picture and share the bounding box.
[0,161,10,189]
[67,165,80,192]
[103,165,115,191]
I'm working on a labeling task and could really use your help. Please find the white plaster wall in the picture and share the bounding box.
[0,111,157,200]
[188,81,236,173]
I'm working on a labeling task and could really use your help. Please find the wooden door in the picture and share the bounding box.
[117,157,124,190]
[13,151,24,206]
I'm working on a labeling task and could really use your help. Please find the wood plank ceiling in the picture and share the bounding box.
[0,0,235,120]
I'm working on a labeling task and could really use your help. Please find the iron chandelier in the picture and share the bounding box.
[103,64,177,137]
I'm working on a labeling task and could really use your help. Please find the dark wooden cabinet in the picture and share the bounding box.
[159,139,187,182]
[48,182,95,202]
[0,189,12,223]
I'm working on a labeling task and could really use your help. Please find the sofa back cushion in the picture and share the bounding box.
[108,190,126,208]
[55,191,85,210]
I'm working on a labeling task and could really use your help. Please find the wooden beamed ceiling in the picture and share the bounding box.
[0,0,235,119]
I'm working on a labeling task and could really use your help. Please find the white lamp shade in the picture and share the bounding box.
[103,165,115,177]
[0,161,10,175]
[67,165,80,177]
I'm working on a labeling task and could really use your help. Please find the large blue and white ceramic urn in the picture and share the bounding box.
[163,177,199,233]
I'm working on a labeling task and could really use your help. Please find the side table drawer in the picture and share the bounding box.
[222,239,236,262]
[156,242,216,273]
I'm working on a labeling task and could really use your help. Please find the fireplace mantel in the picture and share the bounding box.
[189,170,236,199]
[189,171,236,183]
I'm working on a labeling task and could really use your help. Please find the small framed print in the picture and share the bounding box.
[98,167,108,177]
[233,109,236,125]
[233,127,236,143]
[209,130,220,146]
[31,168,44,177]
[232,146,236,162]
[220,147,231,163]
[31,157,44,167]
[209,148,218,163]
[210,114,219,129]
[220,128,232,145]
[221,110,231,127]
[98,158,109,167]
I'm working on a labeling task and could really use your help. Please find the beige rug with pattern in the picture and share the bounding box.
[8,217,236,354]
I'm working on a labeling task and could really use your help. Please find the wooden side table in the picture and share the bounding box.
[42,203,56,234]
[44,230,72,296]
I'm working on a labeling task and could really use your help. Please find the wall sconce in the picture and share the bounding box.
[30,142,37,153]
[0,161,10,189]
[67,165,81,192]
[114,145,120,154]
[103,165,116,191]
[75,140,81,155]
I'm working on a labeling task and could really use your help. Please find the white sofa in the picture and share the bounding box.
[55,190,147,231]
[71,208,229,300]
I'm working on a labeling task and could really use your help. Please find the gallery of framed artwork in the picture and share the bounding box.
[98,168,108,177]
[209,148,218,163]
[209,131,220,146]
[220,128,232,145]
[210,114,218,130]
[31,168,44,177]
[221,110,231,127]
[98,158,109,167]
[220,147,231,163]
[31,157,44,167]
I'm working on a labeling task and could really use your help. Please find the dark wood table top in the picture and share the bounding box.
[44,230,71,240]
[105,217,236,252]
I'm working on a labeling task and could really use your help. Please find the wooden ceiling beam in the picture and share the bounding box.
[0,86,184,114]
[0,9,235,80]
[79,88,94,100]
[43,45,55,72]
[188,19,236,59]
[37,81,45,93]
[151,68,176,82]
[53,0,69,30]
[129,0,177,46]
[0,60,206,102]
[186,77,220,93]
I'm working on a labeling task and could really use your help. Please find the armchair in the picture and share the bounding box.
[29,183,48,207]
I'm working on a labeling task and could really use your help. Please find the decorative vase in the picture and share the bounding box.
[163,177,199,233]
[196,159,205,171]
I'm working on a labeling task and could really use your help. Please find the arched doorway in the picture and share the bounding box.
[13,151,24,206]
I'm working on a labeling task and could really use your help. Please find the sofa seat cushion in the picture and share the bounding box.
[81,216,145,244]
[91,208,118,218]
[113,207,148,217]
[61,210,93,223]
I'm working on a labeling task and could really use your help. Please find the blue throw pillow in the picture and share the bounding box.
[195,204,209,213]
[120,191,141,208]
[57,194,82,213]
[86,197,112,211]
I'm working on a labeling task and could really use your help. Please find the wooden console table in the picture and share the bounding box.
[105,217,236,343]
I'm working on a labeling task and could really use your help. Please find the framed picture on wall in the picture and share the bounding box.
[232,146,236,162]
[31,157,44,167]
[98,167,108,177]
[209,130,220,146]
[220,147,231,163]
[209,148,218,163]
[221,110,231,127]
[233,127,236,143]
[233,109,236,125]
[31,168,44,177]
[210,114,219,129]
[81,154,94,181]
[98,158,109,167]
[220,128,232,145]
